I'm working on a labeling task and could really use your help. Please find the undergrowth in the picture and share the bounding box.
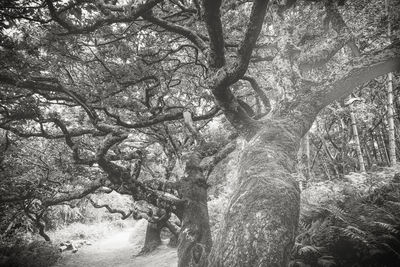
[290,172,400,267]
[0,239,60,267]
[0,219,130,267]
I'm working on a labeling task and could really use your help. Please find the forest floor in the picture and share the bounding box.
[52,220,177,267]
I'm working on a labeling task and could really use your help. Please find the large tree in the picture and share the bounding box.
[1,0,399,266]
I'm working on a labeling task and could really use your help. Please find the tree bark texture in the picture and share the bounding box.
[349,107,366,172]
[208,119,301,267]
[178,152,212,267]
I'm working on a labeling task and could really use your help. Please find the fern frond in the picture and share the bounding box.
[298,245,322,256]
[373,221,399,234]
[334,226,369,245]
[317,255,336,267]
[325,205,349,224]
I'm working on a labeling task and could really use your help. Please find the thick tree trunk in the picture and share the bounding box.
[208,120,301,267]
[166,220,180,248]
[140,221,163,254]
[178,152,212,267]
[168,233,178,248]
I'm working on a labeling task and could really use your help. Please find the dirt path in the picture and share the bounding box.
[54,221,177,267]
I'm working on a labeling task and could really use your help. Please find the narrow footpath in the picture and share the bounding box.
[53,221,177,267]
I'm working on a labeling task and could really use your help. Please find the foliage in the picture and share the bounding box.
[0,239,60,267]
[291,172,400,266]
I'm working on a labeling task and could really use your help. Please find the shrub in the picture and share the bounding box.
[0,240,61,267]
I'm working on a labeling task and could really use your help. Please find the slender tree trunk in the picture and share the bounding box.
[387,72,397,166]
[320,134,340,177]
[338,116,348,174]
[379,126,391,166]
[310,143,322,171]
[38,224,51,242]
[322,161,333,180]
[370,131,379,162]
[377,131,387,165]
[364,141,372,169]
[208,120,300,266]
[178,152,212,267]
[397,136,400,160]
[349,107,366,172]
[299,132,311,186]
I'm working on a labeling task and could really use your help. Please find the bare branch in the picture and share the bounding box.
[88,197,133,220]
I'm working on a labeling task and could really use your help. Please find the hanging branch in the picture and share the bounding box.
[88,197,133,220]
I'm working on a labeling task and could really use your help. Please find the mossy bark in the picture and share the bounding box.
[208,120,301,266]
[178,152,212,267]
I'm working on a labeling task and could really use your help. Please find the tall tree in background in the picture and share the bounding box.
[348,99,366,172]
[386,0,397,166]
[0,0,399,266]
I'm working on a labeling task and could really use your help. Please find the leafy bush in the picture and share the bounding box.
[0,240,60,267]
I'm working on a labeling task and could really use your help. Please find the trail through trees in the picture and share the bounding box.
[54,221,177,267]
